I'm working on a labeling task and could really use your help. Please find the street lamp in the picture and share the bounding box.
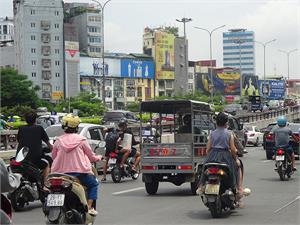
[92,0,112,104]
[194,25,226,99]
[278,49,297,81]
[176,17,192,95]
[255,39,276,97]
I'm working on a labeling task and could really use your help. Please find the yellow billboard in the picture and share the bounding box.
[52,91,64,100]
[155,32,175,79]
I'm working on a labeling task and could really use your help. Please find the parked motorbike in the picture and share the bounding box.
[110,149,140,183]
[200,162,238,218]
[43,171,97,224]
[8,147,48,211]
[274,147,293,181]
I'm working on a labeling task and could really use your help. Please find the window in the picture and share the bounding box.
[137,87,142,97]
[42,71,51,80]
[55,36,59,41]
[88,16,101,22]
[55,61,60,66]
[188,72,193,79]
[55,73,60,77]
[42,59,51,68]
[105,79,112,86]
[42,46,51,56]
[54,24,59,28]
[30,22,36,28]
[42,83,51,99]
[158,80,165,89]
[55,49,59,54]
[126,89,135,97]
[55,86,60,91]
[105,90,112,98]
[30,35,35,40]
[88,26,100,33]
[41,33,51,43]
[126,80,135,87]
[188,83,193,90]
[165,80,173,89]
[31,9,35,15]
[31,48,36,53]
[89,36,101,43]
[89,47,101,53]
[55,11,59,16]
[31,72,36,77]
[88,128,102,140]
[31,60,36,65]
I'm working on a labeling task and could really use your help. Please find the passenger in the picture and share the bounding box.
[51,114,103,216]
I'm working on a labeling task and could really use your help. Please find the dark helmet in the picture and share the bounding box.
[216,112,228,126]
[118,118,128,129]
[183,114,191,125]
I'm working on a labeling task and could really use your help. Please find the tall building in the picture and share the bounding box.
[223,29,255,76]
[0,17,15,69]
[0,17,14,42]
[64,3,102,57]
[13,0,64,101]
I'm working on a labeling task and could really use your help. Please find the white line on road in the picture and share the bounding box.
[274,195,300,213]
[112,187,144,195]
[262,160,272,163]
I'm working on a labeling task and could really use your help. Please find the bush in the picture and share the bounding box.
[137,113,151,123]
[1,105,34,120]
[7,121,27,129]
[214,105,224,112]
[80,117,102,124]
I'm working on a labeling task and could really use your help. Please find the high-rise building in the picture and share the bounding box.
[13,0,64,101]
[0,17,14,42]
[223,29,255,76]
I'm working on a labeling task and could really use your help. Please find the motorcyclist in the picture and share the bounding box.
[273,116,298,171]
[116,120,141,172]
[51,114,103,216]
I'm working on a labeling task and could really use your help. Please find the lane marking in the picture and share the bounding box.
[262,160,272,163]
[112,187,144,195]
[274,195,300,213]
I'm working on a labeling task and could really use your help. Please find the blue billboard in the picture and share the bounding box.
[258,80,286,100]
[121,59,155,79]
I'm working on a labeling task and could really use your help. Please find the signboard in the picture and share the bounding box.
[52,91,64,100]
[121,59,154,79]
[65,41,79,62]
[241,75,259,96]
[155,32,175,80]
[80,57,120,77]
[258,80,285,100]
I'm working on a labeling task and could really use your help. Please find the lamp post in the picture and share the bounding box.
[255,39,276,97]
[194,25,226,99]
[278,49,297,81]
[176,17,192,95]
[92,0,112,104]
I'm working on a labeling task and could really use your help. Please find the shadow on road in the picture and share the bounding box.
[186,209,239,220]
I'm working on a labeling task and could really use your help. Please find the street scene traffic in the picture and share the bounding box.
[1,0,300,224]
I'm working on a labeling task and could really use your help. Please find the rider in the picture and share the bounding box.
[16,110,53,185]
[51,114,103,216]
[273,116,298,171]
[116,120,141,171]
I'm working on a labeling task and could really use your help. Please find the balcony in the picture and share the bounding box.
[42,59,51,68]
[42,71,51,80]
[42,46,51,56]
[41,21,51,31]
[41,33,51,43]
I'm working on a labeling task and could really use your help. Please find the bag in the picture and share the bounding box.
[105,129,119,152]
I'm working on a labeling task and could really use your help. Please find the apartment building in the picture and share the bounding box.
[0,17,14,42]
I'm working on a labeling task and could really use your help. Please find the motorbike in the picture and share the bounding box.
[8,147,49,211]
[274,147,293,181]
[200,162,238,218]
[109,149,140,183]
[43,171,97,224]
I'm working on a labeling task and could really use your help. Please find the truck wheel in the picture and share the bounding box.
[145,181,159,195]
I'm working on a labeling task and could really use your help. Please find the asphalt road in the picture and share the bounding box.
[13,145,300,225]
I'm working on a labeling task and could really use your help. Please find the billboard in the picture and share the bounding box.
[241,75,259,96]
[65,41,79,62]
[195,72,240,95]
[80,57,120,77]
[155,32,175,79]
[258,80,286,100]
[121,59,154,79]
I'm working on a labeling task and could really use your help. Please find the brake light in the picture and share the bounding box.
[49,178,63,186]
[177,165,192,170]
[142,165,157,170]
[266,133,273,141]
[277,149,284,155]
[207,167,219,175]
[46,178,72,189]
[110,152,117,158]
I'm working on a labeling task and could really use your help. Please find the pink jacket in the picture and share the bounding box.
[51,133,102,174]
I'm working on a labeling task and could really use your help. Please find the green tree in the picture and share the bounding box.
[0,68,41,108]
[125,102,140,112]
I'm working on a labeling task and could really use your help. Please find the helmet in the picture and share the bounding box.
[277,116,287,127]
[62,114,81,129]
[118,119,128,128]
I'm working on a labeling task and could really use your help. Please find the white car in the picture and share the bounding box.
[245,126,264,146]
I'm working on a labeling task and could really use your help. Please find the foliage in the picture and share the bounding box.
[137,113,151,123]
[1,105,34,120]
[7,121,27,129]
[0,68,41,108]
[125,102,140,112]
[53,92,106,117]
[163,26,179,37]
[80,117,102,124]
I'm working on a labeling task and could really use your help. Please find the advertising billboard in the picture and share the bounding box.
[195,72,240,95]
[241,75,259,96]
[80,57,120,77]
[121,59,154,79]
[258,80,285,100]
[65,41,79,62]
[155,31,175,80]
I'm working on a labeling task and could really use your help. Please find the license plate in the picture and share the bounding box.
[276,155,285,161]
[108,158,116,164]
[205,184,220,194]
[46,194,65,207]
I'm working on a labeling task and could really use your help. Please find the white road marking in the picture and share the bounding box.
[262,160,272,163]
[274,196,300,213]
[112,187,144,195]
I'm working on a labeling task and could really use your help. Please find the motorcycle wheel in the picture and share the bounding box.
[131,165,140,180]
[208,196,222,218]
[278,165,286,181]
[10,189,25,211]
[111,166,122,183]
[46,212,65,224]
[190,173,200,195]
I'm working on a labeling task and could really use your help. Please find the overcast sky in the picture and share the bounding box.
[1,0,299,79]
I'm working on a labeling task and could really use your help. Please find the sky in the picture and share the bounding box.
[1,0,299,79]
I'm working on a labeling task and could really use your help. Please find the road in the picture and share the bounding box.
[13,146,300,225]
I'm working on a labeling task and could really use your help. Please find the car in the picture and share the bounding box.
[268,100,281,110]
[264,123,300,160]
[224,104,243,116]
[45,123,107,171]
[284,98,297,107]
[102,110,139,126]
[244,126,264,146]
[261,122,277,150]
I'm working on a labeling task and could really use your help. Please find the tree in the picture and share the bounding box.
[163,26,179,37]
[0,68,41,108]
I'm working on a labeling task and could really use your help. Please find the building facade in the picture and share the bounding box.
[223,29,255,76]
[0,17,14,42]
[13,0,64,101]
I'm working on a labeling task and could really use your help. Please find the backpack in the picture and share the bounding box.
[105,128,119,152]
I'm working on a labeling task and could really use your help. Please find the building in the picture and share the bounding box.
[0,45,15,69]
[223,29,255,76]
[79,53,155,110]
[13,0,64,101]
[0,17,14,42]
[64,3,102,57]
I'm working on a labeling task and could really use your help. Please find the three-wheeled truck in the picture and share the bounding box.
[140,100,215,195]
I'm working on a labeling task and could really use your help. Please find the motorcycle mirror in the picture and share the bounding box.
[15,146,29,162]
